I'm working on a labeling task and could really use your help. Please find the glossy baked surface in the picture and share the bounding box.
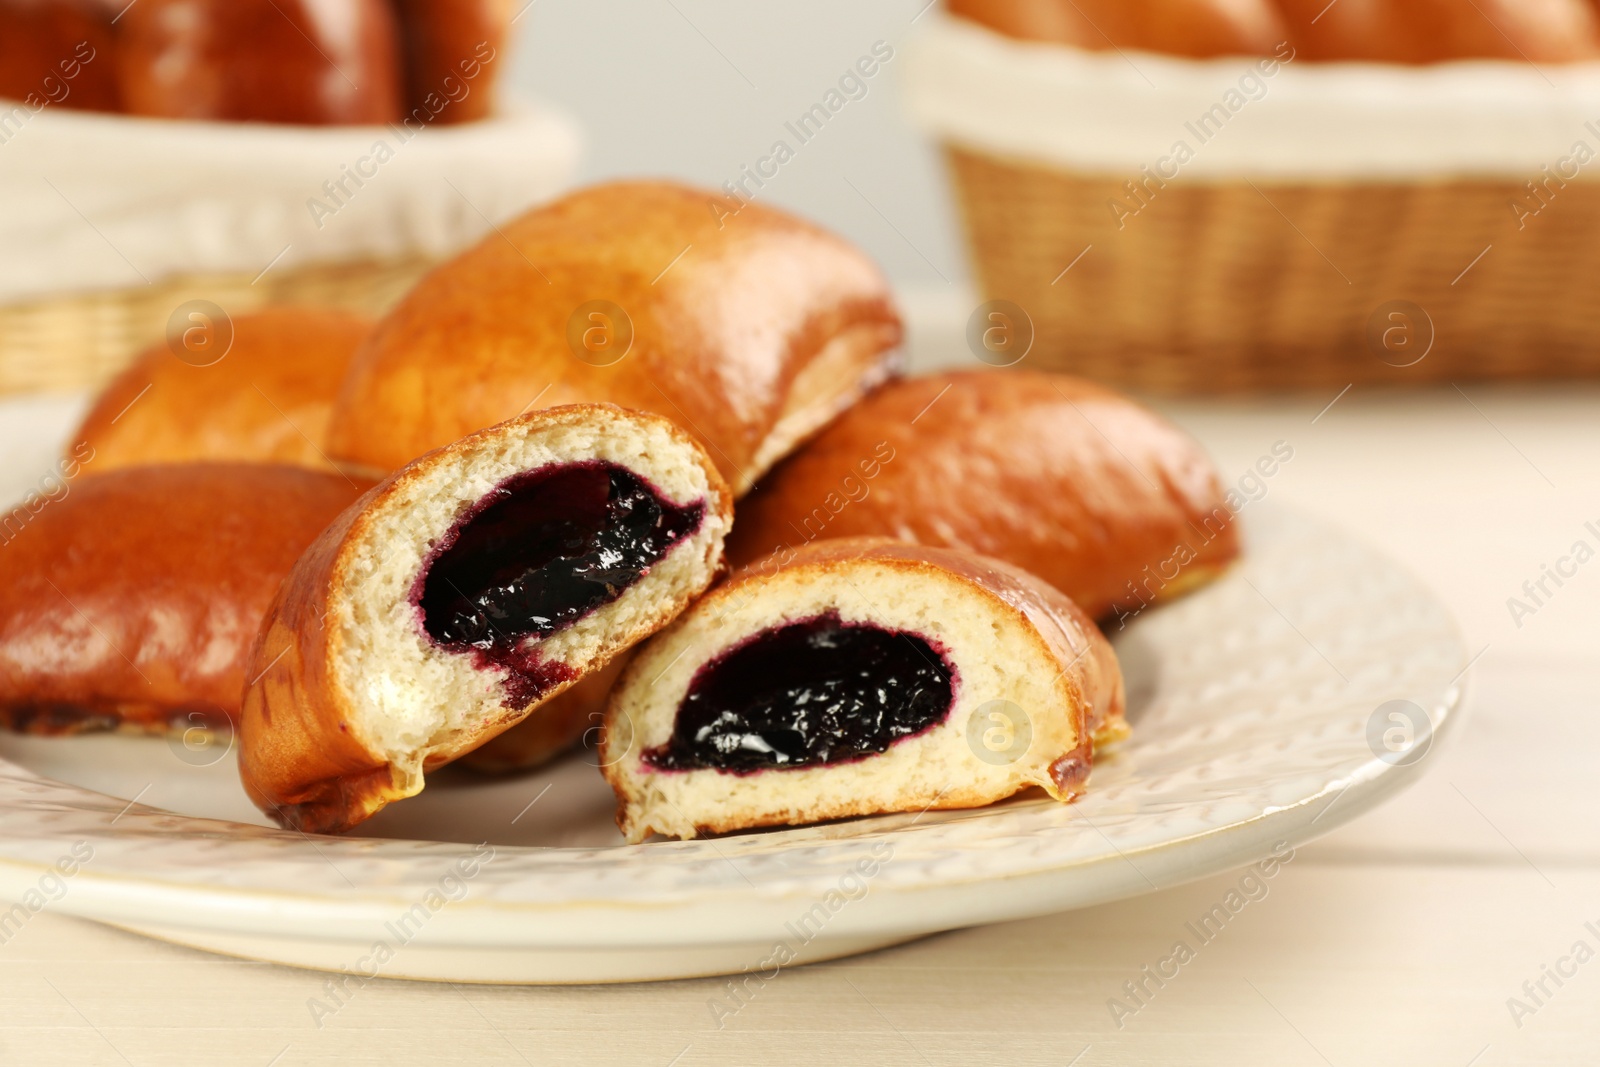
[393,0,509,123]
[71,308,372,474]
[951,0,1600,62]
[115,0,404,124]
[730,370,1240,621]
[325,181,903,493]
[0,464,369,732]
[0,0,122,112]
[947,0,1289,57]
[1277,0,1600,62]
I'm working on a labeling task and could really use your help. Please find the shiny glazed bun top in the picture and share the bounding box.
[115,0,405,124]
[0,464,370,734]
[946,0,1291,58]
[71,307,373,475]
[0,0,517,124]
[1276,0,1600,63]
[326,180,904,496]
[392,0,511,125]
[0,0,122,112]
[951,0,1600,62]
[728,370,1240,622]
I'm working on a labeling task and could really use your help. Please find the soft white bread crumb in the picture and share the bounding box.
[331,408,729,772]
[604,555,1088,842]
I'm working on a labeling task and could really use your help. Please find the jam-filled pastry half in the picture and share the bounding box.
[0,464,370,735]
[730,370,1240,622]
[72,308,372,476]
[601,538,1125,842]
[325,180,903,496]
[240,404,733,833]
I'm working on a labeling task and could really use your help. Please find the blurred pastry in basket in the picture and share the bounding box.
[325,180,904,497]
[240,405,732,833]
[0,464,369,736]
[114,0,404,124]
[0,0,122,112]
[71,307,372,475]
[1276,0,1600,63]
[393,0,511,125]
[946,0,1290,58]
[2,0,519,125]
[728,370,1239,624]
[602,538,1125,842]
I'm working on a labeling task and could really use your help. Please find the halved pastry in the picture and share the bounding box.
[324,180,904,495]
[729,370,1240,622]
[240,404,733,833]
[601,538,1125,842]
[0,464,369,734]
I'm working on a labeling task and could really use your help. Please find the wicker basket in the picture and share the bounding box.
[907,15,1600,392]
[0,97,580,398]
[947,147,1600,392]
[0,258,433,397]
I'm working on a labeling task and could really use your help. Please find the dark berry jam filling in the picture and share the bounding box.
[415,461,703,704]
[644,613,956,774]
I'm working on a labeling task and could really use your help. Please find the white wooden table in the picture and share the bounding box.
[2,375,1597,1065]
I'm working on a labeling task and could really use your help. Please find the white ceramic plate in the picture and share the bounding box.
[0,448,1466,984]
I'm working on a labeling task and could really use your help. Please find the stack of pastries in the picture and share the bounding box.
[946,0,1600,63]
[0,180,1240,840]
[0,0,510,125]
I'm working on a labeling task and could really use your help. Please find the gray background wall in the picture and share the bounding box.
[506,0,968,292]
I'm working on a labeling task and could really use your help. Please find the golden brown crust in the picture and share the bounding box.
[72,308,372,476]
[1276,0,1600,63]
[729,370,1240,622]
[953,0,1600,62]
[392,0,510,125]
[601,536,1124,840]
[240,404,734,833]
[237,488,384,830]
[324,180,903,495]
[115,0,403,124]
[0,1,122,113]
[0,464,370,735]
[948,0,1289,57]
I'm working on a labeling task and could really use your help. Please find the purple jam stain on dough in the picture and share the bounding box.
[644,612,957,774]
[414,461,703,705]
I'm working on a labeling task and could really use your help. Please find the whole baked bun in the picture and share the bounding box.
[0,464,369,735]
[0,0,122,112]
[240,404,733,833]
[71,308,373,475]
[1276,0,1600,63]
[728,370,1239,623]
[325,180,904,496]
[392,0,510,125]
[947,0,1289,57]
[115,0,403,124]
[602,537,1126,842]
